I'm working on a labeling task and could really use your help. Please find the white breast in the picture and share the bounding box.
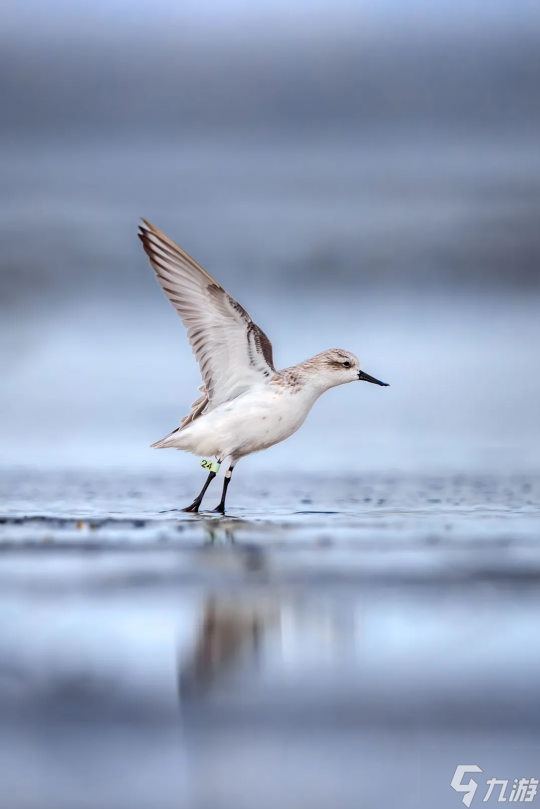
[170,383,318,460]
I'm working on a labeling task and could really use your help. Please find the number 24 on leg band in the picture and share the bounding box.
[200,459,221,474]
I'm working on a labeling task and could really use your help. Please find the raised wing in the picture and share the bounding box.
[138,220,275,409]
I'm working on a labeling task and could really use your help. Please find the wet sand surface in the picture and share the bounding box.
[1,470,539,808]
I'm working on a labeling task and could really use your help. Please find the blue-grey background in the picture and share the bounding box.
[1,1,540,807]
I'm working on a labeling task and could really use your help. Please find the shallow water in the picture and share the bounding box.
[1,470,539,808]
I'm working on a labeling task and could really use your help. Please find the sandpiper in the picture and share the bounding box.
[139,220,388,513]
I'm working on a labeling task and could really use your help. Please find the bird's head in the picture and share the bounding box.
[307,349,389,391]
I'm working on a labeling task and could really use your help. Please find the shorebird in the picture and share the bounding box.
[139,220,388,514]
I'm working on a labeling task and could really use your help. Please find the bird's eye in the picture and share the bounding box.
[343,360,351,368]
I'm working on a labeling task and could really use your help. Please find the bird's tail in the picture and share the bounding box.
[151,387,208,448]
[150,428,181,449]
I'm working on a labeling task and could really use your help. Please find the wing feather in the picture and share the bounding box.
[138,220,275,411]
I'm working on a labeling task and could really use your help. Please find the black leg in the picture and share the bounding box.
[212,465,234,514]
[182,470,216,513]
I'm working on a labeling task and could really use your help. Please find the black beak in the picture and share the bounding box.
[358,370,389,386]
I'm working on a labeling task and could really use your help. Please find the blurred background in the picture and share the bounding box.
[1,0,539,474]
[1,2,540,808]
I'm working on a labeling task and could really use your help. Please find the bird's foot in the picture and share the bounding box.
[211,504,225,515]
[181,501,201,513]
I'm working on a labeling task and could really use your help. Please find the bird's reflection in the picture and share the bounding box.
[178,524,277,698]
[178,591,364,703]
[178,521,365,700]
[178,592,279,699]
